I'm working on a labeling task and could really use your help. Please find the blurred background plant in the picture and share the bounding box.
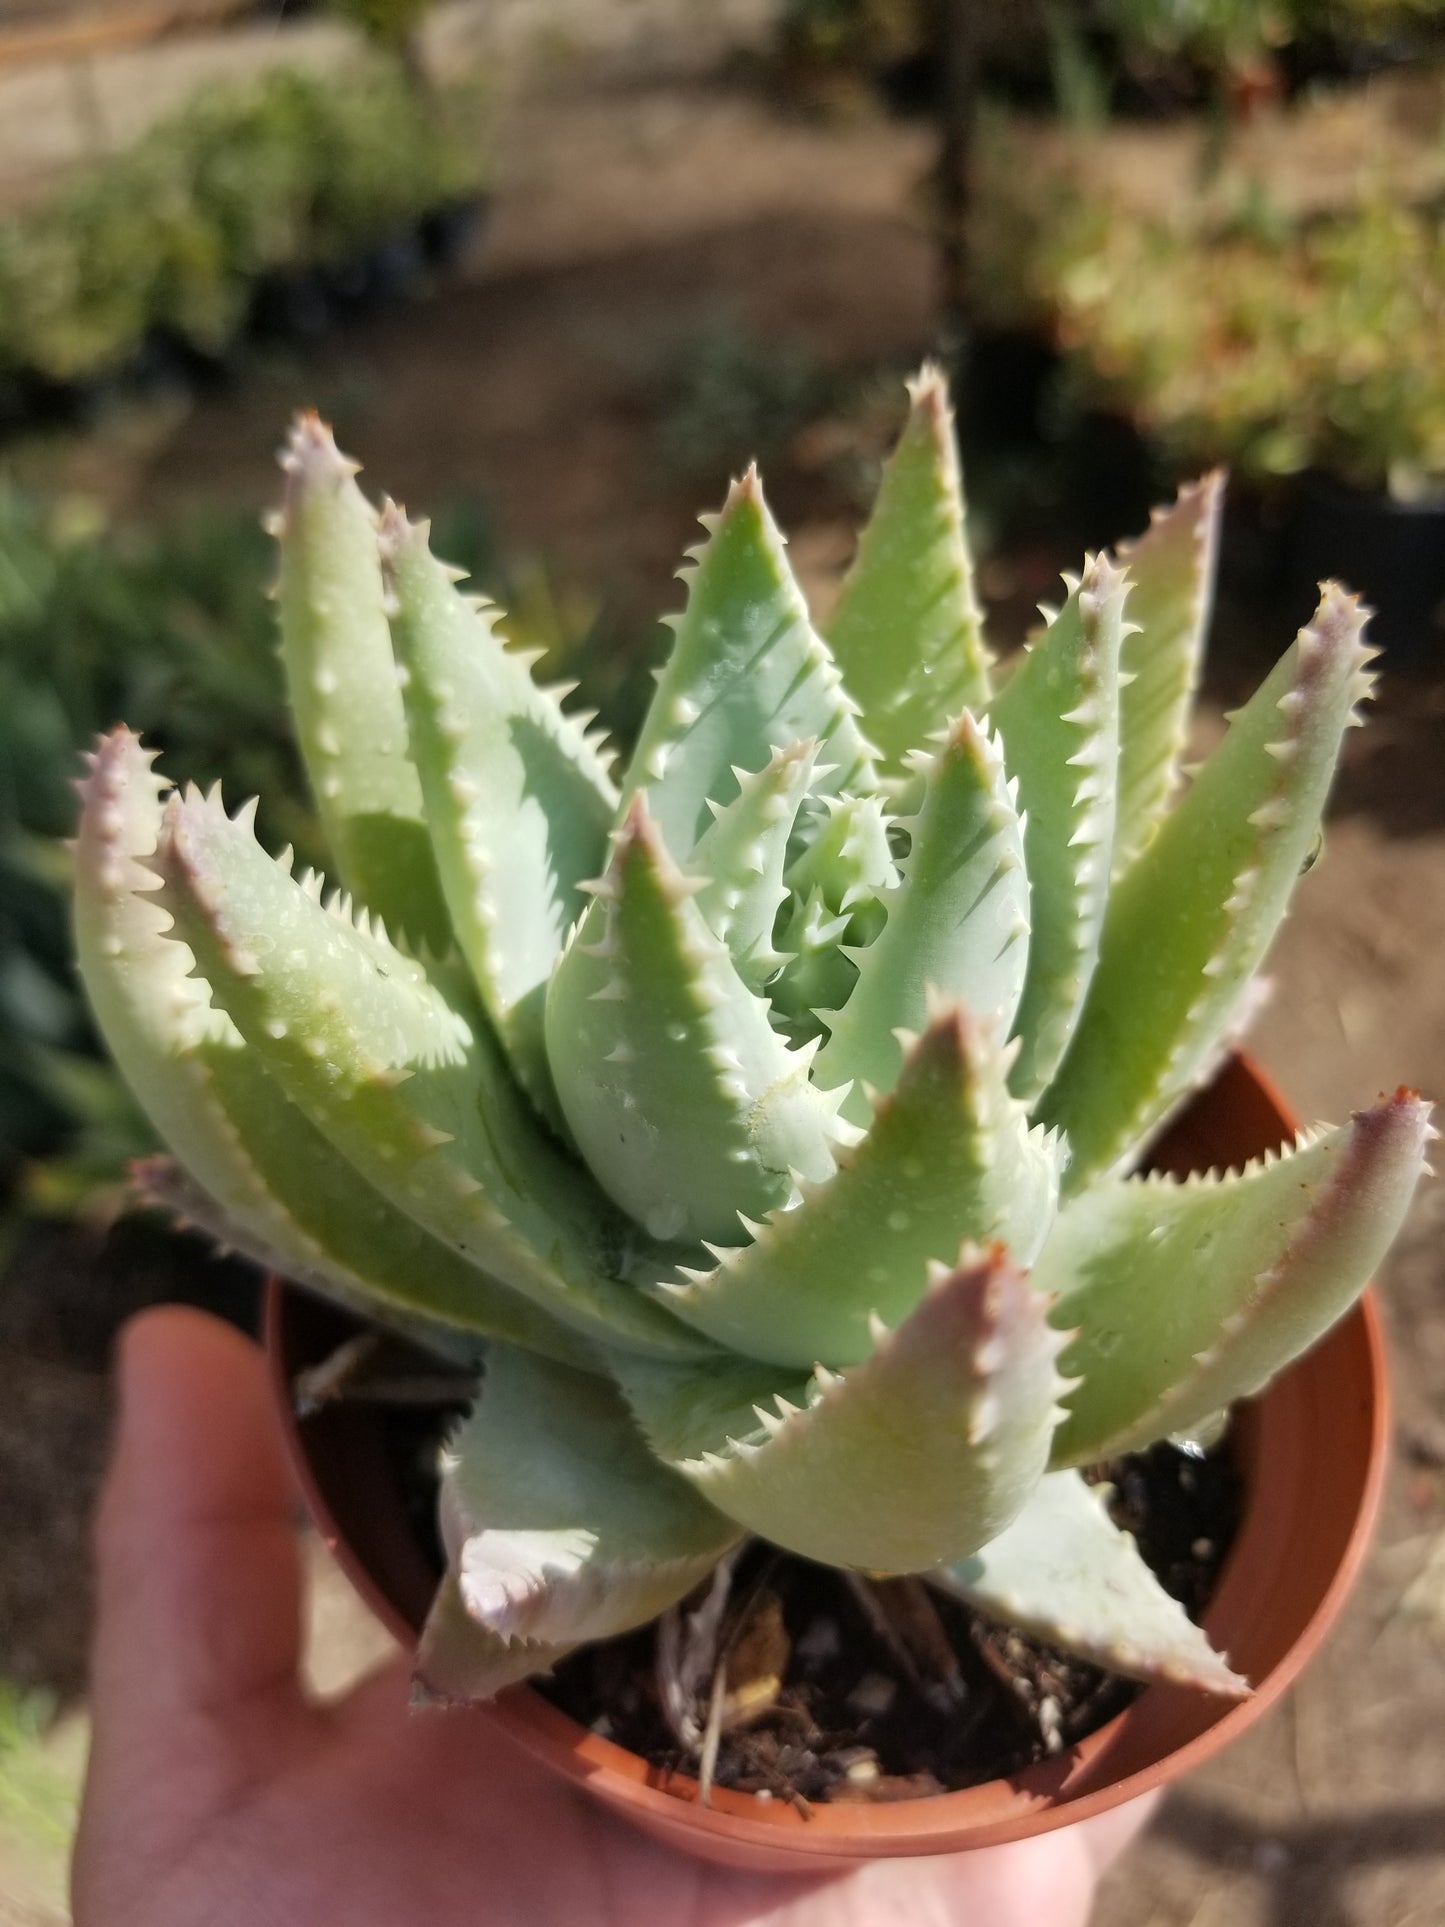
[0,1683,83,1923]
[0,59,486,398]
[325,0,438,85]
[970,131,1445,494]
[774,0,1445,112]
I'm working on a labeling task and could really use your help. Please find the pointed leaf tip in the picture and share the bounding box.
[1043,579,1377,1185]
[934,1470,1248,1697]
[1042,1090,1430,1464]
[548,794,839,1246]
[623,1244,1062,1572]
[279,409,356,484]
[825,368,990,777]
[814,707,1029,1116]
[439,1348,737,1656]
[376,495,431,569]
[624,472,873,854]
[275,421,450,950]
[656,1005,1060,1368]
[1110,470,1224,880]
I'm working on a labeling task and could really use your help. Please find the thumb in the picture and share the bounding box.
[87,1306,308,1770]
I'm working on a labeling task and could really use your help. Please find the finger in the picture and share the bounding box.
[90,1306,308,1759]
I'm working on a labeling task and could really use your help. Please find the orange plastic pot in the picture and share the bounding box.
[264,1054,1390,1873]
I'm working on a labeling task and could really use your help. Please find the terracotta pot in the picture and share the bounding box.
[265,1053,1389,1873]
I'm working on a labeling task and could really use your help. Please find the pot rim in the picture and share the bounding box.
[264,1052,1391,1860]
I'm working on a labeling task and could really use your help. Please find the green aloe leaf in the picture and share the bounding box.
[785,791,898,925]
[74,731,582,1362]
[432,1345,739,1655]
[654,1007,1062,1369]
[1112,473,1224,879]
[616,1245,1068,1572]
[1039,1090,1431,1466]
[546,797,844,1248]
[991,555,1127,1104]
[932,1470,1248,1695]
[768,887,855,1034]
[824,364,991,779]
[150,784,703,1361]
[620,470,874,856]
[770,793,898,1030]
[274,415,449,950]
[380,505,616,1114]
[132,1156,479,1368]
[1041,586,1377,1187]
[813,711,1029,1125]
[415,1575,573,1703]
[692,739,817,991]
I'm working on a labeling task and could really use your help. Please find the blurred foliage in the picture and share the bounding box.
[775,0,1445,103]
[1102,0,1444,68]
[0,490,604,1219]
[0,1681,84,1918]
[0,61,486,388]
[652,320,834,483]
[0,1685,82,1858]
[326,0,437,53]
[970,125,1445,491]
[777,0,924,76]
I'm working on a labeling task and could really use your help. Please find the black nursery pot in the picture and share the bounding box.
[1284,471,1445,667]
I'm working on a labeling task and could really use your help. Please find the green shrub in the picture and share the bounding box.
[973,124,1445,492]
[0,61,487,386]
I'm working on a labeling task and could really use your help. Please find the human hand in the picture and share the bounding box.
[73,1306,1155,1926]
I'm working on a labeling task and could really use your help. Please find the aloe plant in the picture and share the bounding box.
[76,373,1430,1711]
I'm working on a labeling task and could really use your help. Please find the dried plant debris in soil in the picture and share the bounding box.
[342,1337,1242,1805]
[538,1440,1241,1806]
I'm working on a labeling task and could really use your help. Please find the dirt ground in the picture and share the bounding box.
[1,29,1443,1927]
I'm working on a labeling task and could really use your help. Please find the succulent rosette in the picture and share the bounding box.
[75,368,1430,1706]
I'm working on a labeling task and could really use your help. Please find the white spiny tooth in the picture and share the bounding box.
[1247,798,1291,831]
[867,1310,890,1346]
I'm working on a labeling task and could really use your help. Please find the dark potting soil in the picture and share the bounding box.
[356,1336,1240,1807]
[532,1441,1241,1806]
